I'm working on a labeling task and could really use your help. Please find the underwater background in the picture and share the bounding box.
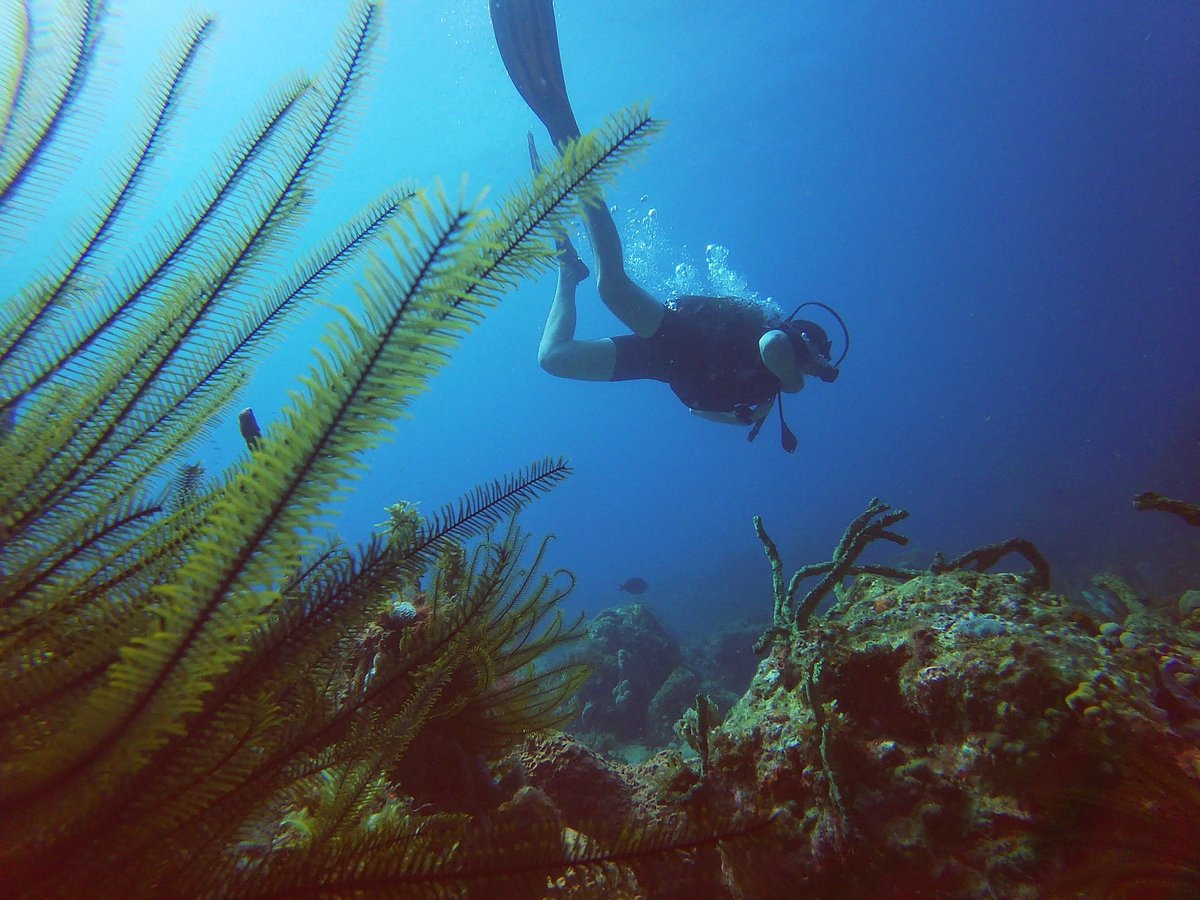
[25,0,1199,640]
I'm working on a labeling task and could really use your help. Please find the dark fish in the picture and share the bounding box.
[238,407,263,452]
[618,577,648,594]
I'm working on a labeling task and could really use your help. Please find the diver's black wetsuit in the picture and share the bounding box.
[609,295,781,413]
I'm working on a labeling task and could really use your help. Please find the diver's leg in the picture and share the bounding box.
[538,248,616,381]
[576,198,664,339]
[493,0,664,339]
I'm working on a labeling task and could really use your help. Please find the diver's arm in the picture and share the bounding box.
[760,330,805,393]
[691,397,775,426]
[691,409,742,425]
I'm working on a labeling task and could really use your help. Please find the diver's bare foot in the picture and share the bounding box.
[558,236,589,285]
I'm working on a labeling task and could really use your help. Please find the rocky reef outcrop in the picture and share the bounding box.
[510,569,1200,897]
[568,603,683,750]
[566,604,762,755]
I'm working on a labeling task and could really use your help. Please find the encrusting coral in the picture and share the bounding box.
[751,497,1051,652]
[0,1,784,896]
[700,567,1200,896]
[517,506,1200,897]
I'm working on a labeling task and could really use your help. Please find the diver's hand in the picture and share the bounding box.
[690,409,744,425]
[691,400,773,426]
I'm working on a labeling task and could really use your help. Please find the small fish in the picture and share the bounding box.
[617,577,648,594]
[238,407,263,452]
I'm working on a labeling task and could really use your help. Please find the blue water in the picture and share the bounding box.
[18,1,1200,640]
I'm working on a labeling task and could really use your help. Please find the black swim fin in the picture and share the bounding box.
[747,393,798,453]
[490,0,581,144]
[778,395,798,453]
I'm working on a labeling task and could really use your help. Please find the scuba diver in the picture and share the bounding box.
[490,0,848,452]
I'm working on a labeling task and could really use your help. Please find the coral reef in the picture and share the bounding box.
[2,1,759,896]
[751,497,1050,652]
[1182,589,1200,621]
[698,568,1199,895]
[648,667,703,746]
[682,619,762,699]
[570,603,683,749]
[567,604,761,755]
[504,503,1200,897]
[524,568,1200,896]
